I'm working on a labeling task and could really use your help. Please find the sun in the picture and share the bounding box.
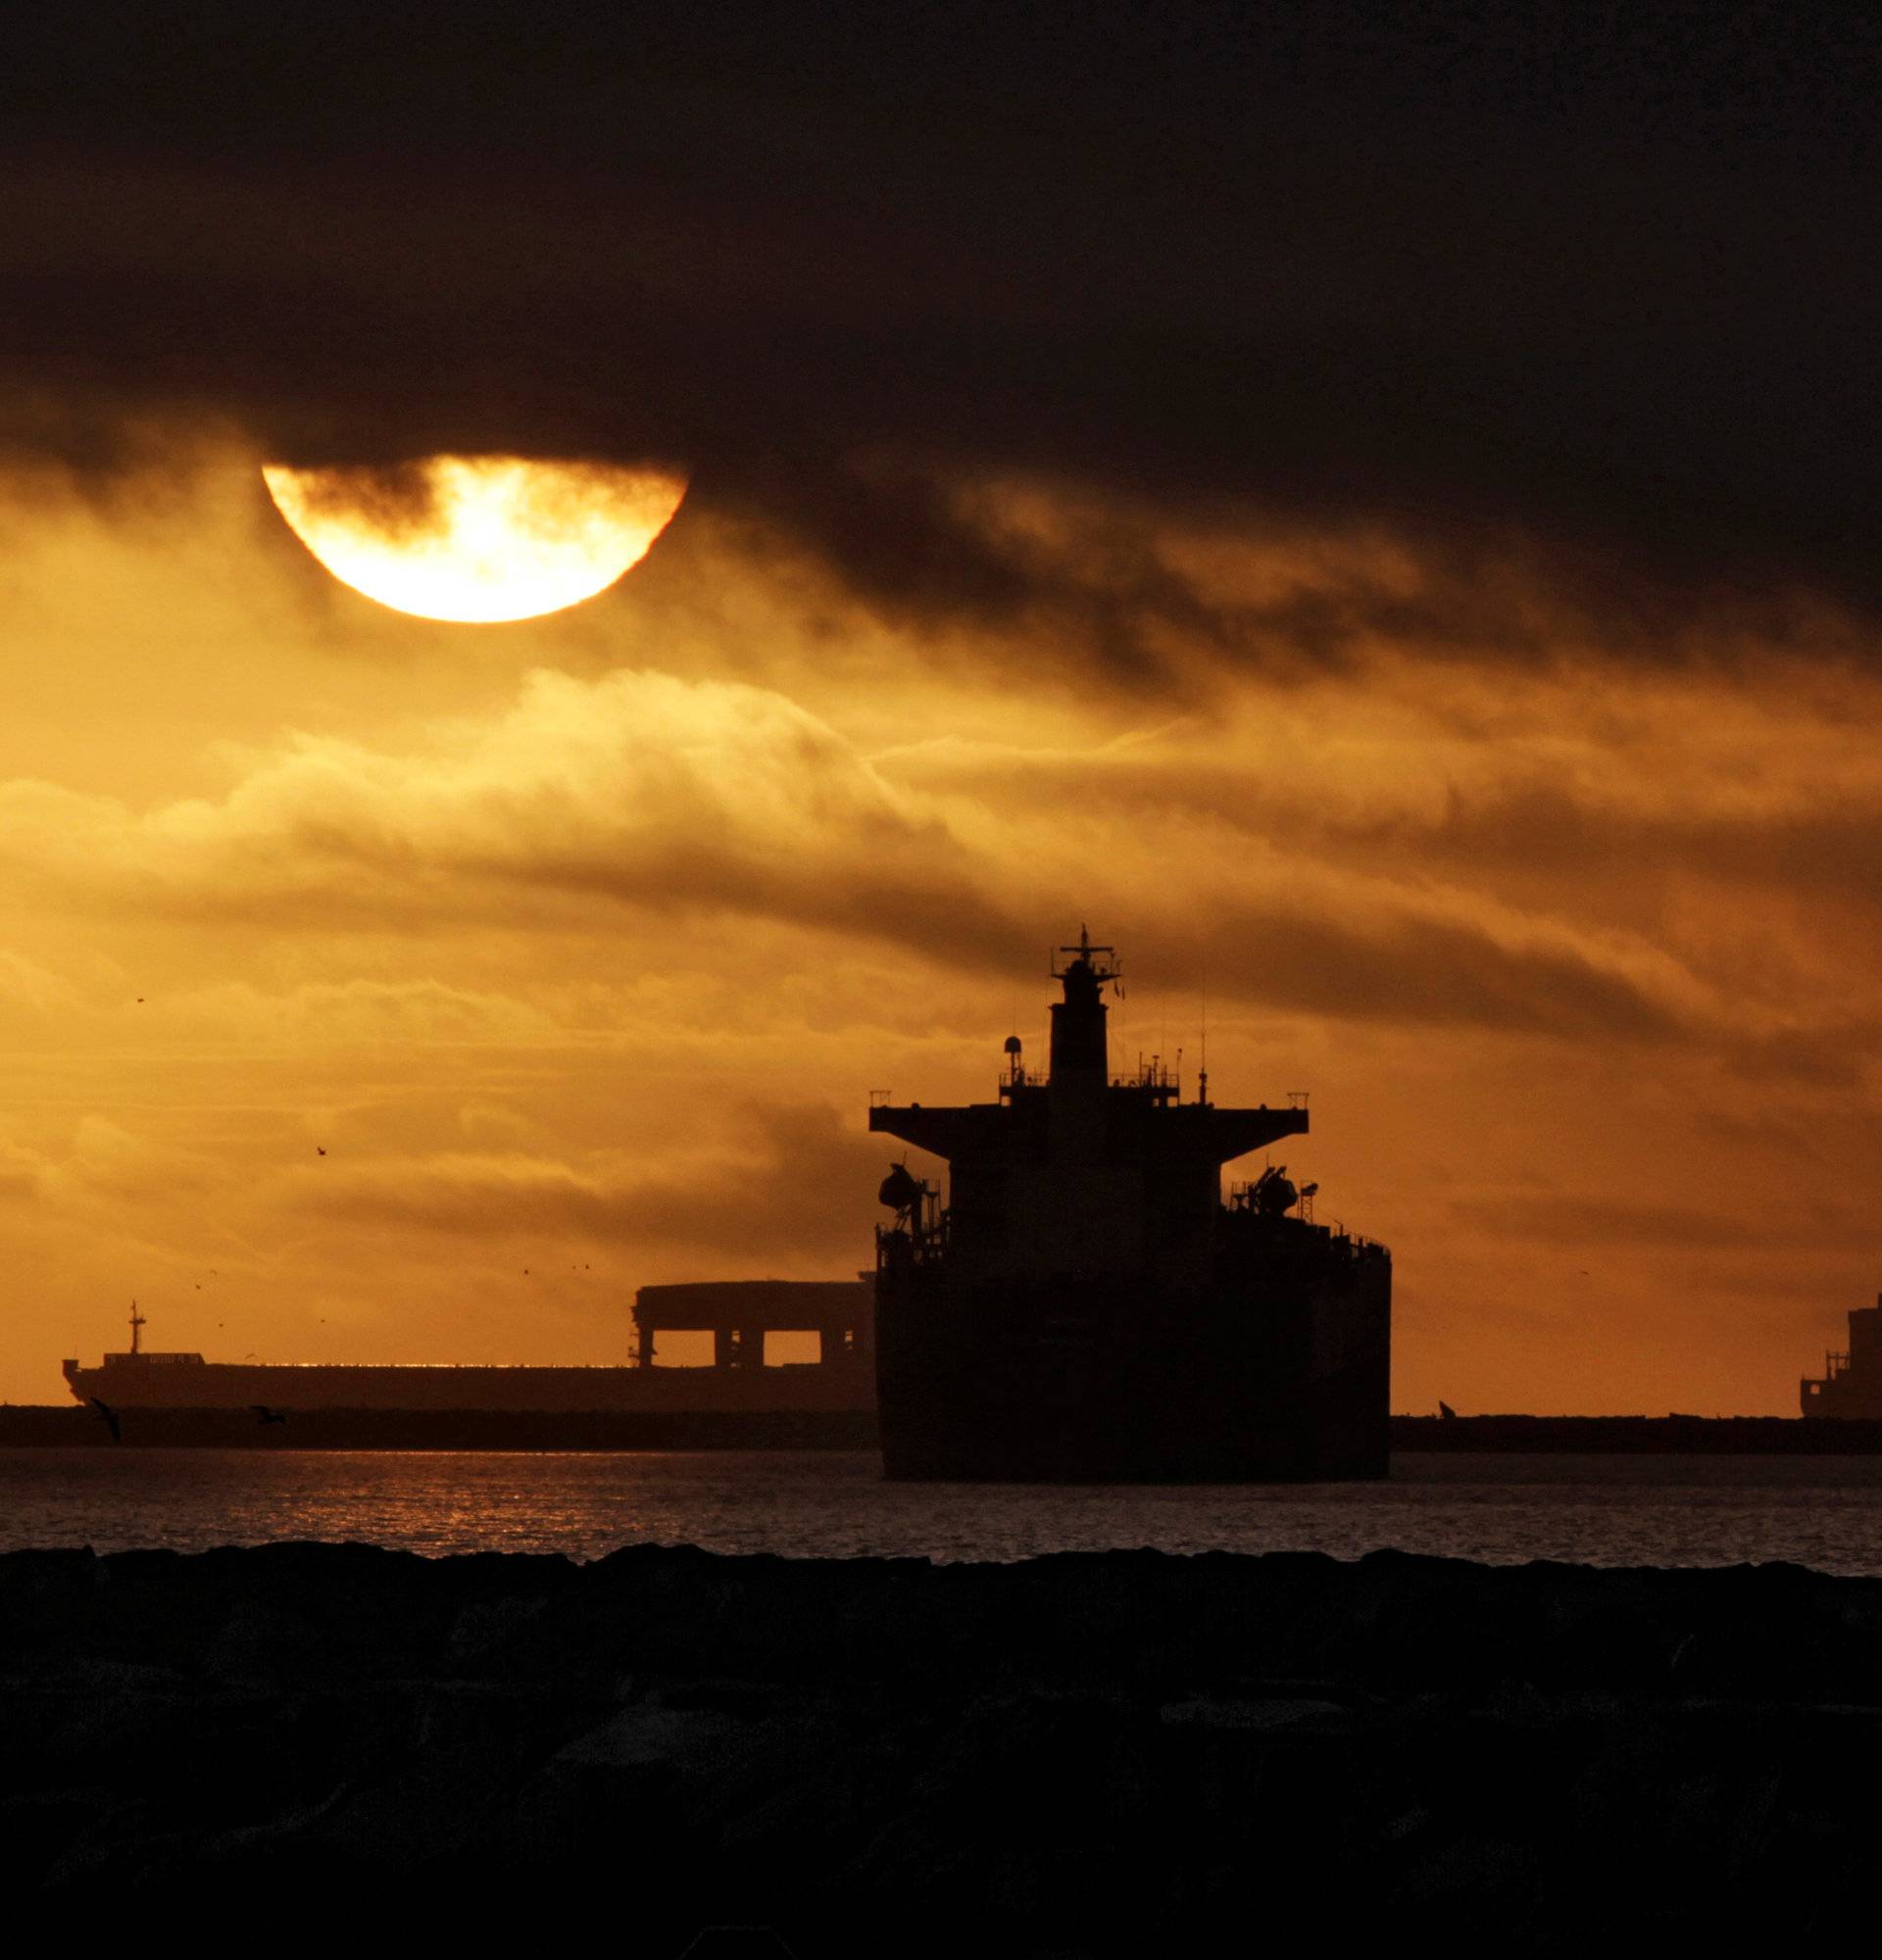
[262,455,688,623]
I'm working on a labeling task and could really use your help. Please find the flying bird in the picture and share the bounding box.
[89,1396,122,1443]
[316,1146,327,1156]
[251,1405,288,1427]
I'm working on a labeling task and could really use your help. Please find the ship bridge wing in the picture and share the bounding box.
[869,1100,1306,1165]
[868,1104,996,1160]
[1196,1105,1310,1165]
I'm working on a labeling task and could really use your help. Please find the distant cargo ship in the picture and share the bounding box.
[64,1282,874,1414]
[1801,1292,1882,1416]
[868,931,1391,1481]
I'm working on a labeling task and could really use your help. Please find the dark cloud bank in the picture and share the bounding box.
[5,4,1880,670]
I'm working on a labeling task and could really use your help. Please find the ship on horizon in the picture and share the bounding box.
[64,1281,874,1416]
[868,930,1391,1481]
[1801,1292,1882,1417]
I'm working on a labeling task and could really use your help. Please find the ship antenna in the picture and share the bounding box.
[128,1299,145,1355]
[1200,976,1215,1113]
[1199,963,1208,1106]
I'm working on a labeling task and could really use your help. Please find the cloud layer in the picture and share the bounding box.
[4,8,1880,672]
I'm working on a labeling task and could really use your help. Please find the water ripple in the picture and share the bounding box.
[7,1448,1882,1572]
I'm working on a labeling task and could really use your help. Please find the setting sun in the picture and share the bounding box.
[262,455,688,622]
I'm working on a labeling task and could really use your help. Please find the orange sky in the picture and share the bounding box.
[1,440,1876,1413]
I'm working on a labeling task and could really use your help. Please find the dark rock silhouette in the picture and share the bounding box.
[5,1544,1882,1949]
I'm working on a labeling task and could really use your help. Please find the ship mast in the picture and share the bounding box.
[1048,926,1120,1085]
[128,1299,146,1356]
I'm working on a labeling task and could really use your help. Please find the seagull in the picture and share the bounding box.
[316,1146,327,1157]
[250,1405,288,1427]
[88,1396,122,1443]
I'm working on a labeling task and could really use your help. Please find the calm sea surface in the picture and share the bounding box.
[8,1449,1882,1572]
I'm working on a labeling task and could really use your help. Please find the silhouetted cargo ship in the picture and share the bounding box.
[868,932,1391,1481]
[64,1282,873,1415]
[1801,1292,1882,1416]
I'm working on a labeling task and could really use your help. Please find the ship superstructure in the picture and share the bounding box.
[1801,1293,1882,1417]
[868,931,1391,1480]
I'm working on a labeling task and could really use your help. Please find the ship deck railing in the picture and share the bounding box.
[875,1222,948,1270]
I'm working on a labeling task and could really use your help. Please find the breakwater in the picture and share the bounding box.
[9,1403,1882,1452]
[5,1543,1880,1950]
[1392,1412,1882,1451]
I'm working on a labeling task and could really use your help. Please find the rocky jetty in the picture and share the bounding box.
[17,1405,1882,1453]
[5,1544,1881,1952]
[1393,1412,1882,1452]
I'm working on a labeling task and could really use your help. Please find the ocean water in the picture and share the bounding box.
[7,1448,1882,1572]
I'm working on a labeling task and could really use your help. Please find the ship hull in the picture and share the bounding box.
[64,1358,872,1415]
[874,1250,1391,1482]
[1799,1382,1882,1419]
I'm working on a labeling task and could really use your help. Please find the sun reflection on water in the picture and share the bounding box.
[8,1451,1882,1573]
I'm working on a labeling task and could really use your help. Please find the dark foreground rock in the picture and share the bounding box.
[6,1544,1882,1953]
